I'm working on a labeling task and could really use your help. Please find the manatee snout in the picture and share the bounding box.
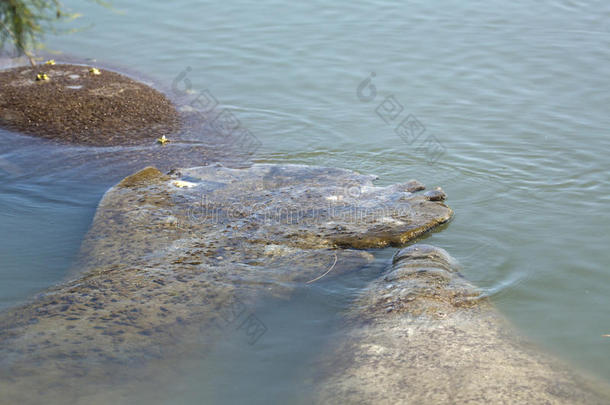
[391,244,458,271]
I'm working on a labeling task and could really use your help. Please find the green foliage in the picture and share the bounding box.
[0,0,108,59]
[1,1,64,53]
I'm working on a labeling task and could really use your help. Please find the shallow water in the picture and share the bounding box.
[1,0,609,401]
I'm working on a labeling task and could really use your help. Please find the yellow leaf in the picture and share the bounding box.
[173,180,197,188]
[157,135,170,145]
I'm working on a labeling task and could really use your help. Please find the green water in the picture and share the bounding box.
[1,0,609,402]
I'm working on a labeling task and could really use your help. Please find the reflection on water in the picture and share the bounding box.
[1,0,610,402]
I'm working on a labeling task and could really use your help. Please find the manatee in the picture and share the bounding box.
[0,164,451,404]
[313,244,610,404]
[0,59,260,178]
[423,186,446,201]
[0,64,179,146]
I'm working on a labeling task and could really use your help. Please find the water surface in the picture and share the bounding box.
[1,0,609,401]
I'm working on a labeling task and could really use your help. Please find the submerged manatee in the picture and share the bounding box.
[314,244,610,404]
[0,164,451,404]
[0,64,179,146]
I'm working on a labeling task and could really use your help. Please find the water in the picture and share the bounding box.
[1,0,610,401]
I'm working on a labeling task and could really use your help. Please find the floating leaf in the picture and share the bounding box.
[157,135,170,145]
